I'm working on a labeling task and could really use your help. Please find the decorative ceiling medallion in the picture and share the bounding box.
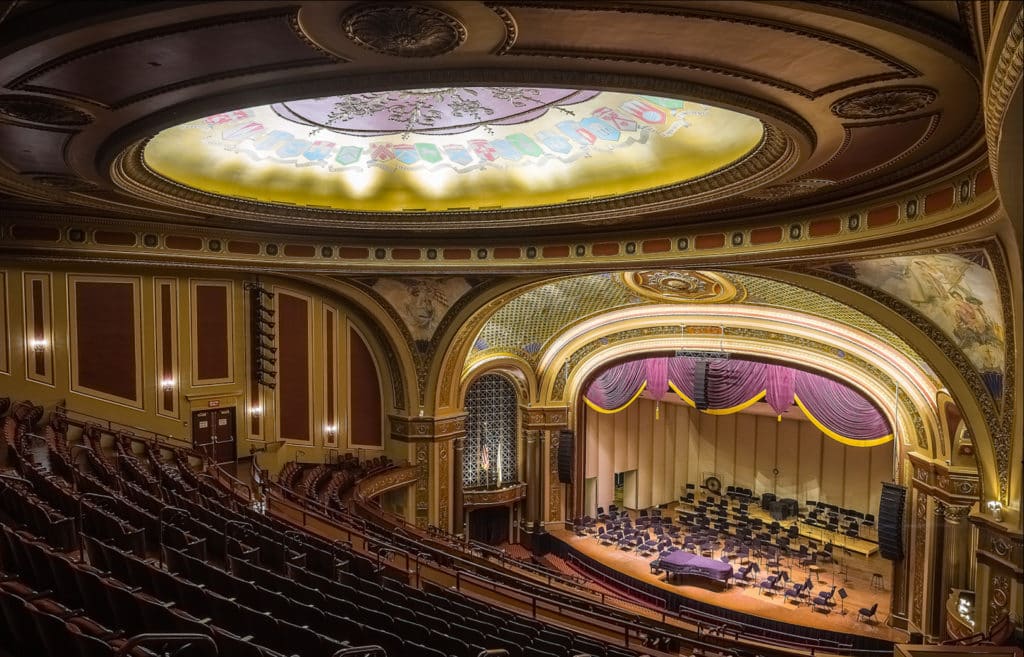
[622,270,744,304]
[830,86,937,119]
[341,4,467,58]
[745,177,835,200]
[0,95,92,126]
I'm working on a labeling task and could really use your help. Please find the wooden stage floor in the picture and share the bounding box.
[551,528,902,644]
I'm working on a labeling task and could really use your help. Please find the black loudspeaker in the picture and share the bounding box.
[877,482,907,561]
[693,361,709,410]
[557,430,574,484]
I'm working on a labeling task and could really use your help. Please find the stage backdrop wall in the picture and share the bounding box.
[584,396,892,516]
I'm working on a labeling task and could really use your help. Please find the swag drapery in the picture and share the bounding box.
[583,356,892,446]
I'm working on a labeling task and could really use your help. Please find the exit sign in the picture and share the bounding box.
[208,400,221,407]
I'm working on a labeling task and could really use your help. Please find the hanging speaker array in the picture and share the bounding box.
[878,482,907,561]
[693,361,710,410]
[247,282,277,389]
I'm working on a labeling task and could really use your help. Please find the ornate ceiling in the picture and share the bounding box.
[0,0,990,246]
[141,90,765,215]
[466,270,936,379]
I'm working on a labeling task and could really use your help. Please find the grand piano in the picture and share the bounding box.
[651,551,733,589]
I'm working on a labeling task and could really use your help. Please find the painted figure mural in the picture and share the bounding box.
[836,251,1005,397]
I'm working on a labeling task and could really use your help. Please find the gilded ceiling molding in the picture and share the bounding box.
[982,5,1023,183]
[486,5,518,55]
[6,160,993,272]
[110,121,799,233]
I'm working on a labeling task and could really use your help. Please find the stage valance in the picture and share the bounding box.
[583,356,892,445]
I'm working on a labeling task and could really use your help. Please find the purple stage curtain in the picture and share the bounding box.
[642,357,669,400]
[584,359,647,411]
[667,357,696,397]
[705,359,766,410]
[793,370,891,442]
[585,355,892,444]
[765,364,796,416]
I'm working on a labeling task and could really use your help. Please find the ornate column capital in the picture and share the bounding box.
[943,504,973,522]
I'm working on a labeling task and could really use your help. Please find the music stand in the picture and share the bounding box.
[838,588,848,615]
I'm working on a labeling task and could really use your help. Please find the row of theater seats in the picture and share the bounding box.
[278,454,394,511]
[1,403,649,657]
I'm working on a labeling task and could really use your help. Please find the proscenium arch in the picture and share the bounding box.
[536,304,940,462]
[762,267,1009,508]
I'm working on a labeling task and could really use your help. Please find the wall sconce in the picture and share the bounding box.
[250,406,262,417]
[161,378,175,391]
[29,338,48,352]
[325,424,337,437]
[987,500,1003,522]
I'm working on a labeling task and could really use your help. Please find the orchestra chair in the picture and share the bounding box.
[858,602,878,623]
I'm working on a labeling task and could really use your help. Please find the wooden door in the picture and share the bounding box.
[192,407,237,463]
[213,407,236,463]
[192,409,214,458]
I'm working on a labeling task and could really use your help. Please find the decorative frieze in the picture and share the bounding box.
[462,482,527,508]
[389,412,467,441]
[523,406,569,430]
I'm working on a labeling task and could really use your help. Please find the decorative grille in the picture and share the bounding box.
[464,373,518,487]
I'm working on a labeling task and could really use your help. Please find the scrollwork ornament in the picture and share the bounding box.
[830,86,938,119]
[342,4,467,58]
[990,575,1009,611]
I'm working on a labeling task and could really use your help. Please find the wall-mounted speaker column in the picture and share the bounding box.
[878,482,907,561]
[246,282,277,389]
[557,429,574,484]
[693,361,709,410]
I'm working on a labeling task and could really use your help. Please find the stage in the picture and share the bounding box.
[550,527,901,645]
[675,502,881,557]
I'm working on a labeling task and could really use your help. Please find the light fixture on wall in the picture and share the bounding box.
[987,500,1003,522]
[325,424,337,438]
[250,405,263,416]
[161,378,175,391]
[29,338,48,352]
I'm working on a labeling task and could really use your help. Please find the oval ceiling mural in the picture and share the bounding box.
[143,87,765,213]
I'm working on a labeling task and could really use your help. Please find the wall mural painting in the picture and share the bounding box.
[371,277,473,343]
[829,251,1005,399]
